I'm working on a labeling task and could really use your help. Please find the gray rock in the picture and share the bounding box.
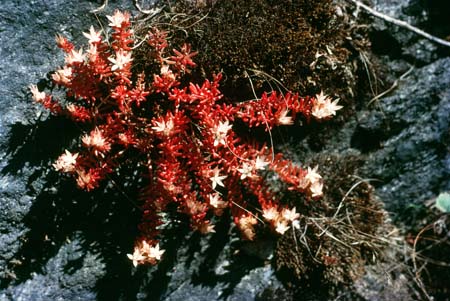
[369,0,447,64]
[1,0,449,300]
[359,57,450,215]
[0,236,104,301]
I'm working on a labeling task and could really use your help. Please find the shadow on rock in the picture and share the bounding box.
[1,114,144,299]
[0,94,158,296]
[0,97,266,301]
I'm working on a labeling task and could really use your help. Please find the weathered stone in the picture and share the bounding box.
[1,0,449,300]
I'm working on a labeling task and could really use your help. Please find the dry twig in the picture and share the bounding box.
[368,65,414,106]
[91,0,108,13]
[347,0,450,48]
[411,223,435,301]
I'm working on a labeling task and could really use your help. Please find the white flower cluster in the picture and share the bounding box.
[311,91,343,119]
[262,206,300,235]
[127,241,165,267]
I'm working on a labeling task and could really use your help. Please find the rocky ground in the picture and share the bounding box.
[0,0,449,300]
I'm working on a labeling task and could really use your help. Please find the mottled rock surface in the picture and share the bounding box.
[0,0,449,300]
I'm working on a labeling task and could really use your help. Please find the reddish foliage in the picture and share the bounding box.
[30,10,341,265]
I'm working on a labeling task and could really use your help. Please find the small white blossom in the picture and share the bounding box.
[311,91,343,119]
[160,65,170,75]
[254,156,269,170]
[53,150,79,173]
[66,104,77,114]
[237,162,254,180]
[82,128,104,148]
[281,207,300,222]
[305,166,322,185]
[82,127,110,153]
[196,222,216,234]
[106,10,130,28]
[65,48,85,64]
[277,109,294,125]
[210,167,227,189]
[275,220,290,235]
[127,247,146,267]
[186,199,207,216]
[212,120,232,147]
[238,215,258,240]
[127,242,165,266]
[209,193,227,209]
[108,50,133,71]
[148,243,165,261]
[83,26,102,44]
[310,181,323,198]
[29,84,46,102]
[140,240,152,254]
[152,119,174,136]
[262,207,280,222]
[52,66,72,84]
[87,44,99,62]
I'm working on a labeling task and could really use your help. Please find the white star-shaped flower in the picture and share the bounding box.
[152,119,174,136]
[212,120,232,147]
[108,50,133,71]
[65,48,85,64]
[275,220,290,235]
[209,193,227,209]
[127,248,146,267]
[52,66,72,84]
[160,65,170,75]
[140,240,152,254]
[83,26,102,44]
[262,206,280,222]
[106,10,130,28]
[87,44,99,62]
[277,109,294,125]
[237,162,254,180]
[148,243,165,261]
[312,91,343,119]
[196,221,216,234]
[53,150,79,173]
[281,207,300,222]
[82,127,110,152]
[210,167,227,189]
[29,84,46,102]
[305,166,322,185]
[255,156,269,170]
[238,215,258,240]
[310,181,323,198]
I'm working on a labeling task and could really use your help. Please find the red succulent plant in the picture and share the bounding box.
[30,10,342,266]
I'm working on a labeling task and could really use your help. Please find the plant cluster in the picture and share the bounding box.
[30,10,342,266]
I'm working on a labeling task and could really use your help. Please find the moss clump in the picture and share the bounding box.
[274,152,388,294]
[133,0,370,117]
[404,208,450,300]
